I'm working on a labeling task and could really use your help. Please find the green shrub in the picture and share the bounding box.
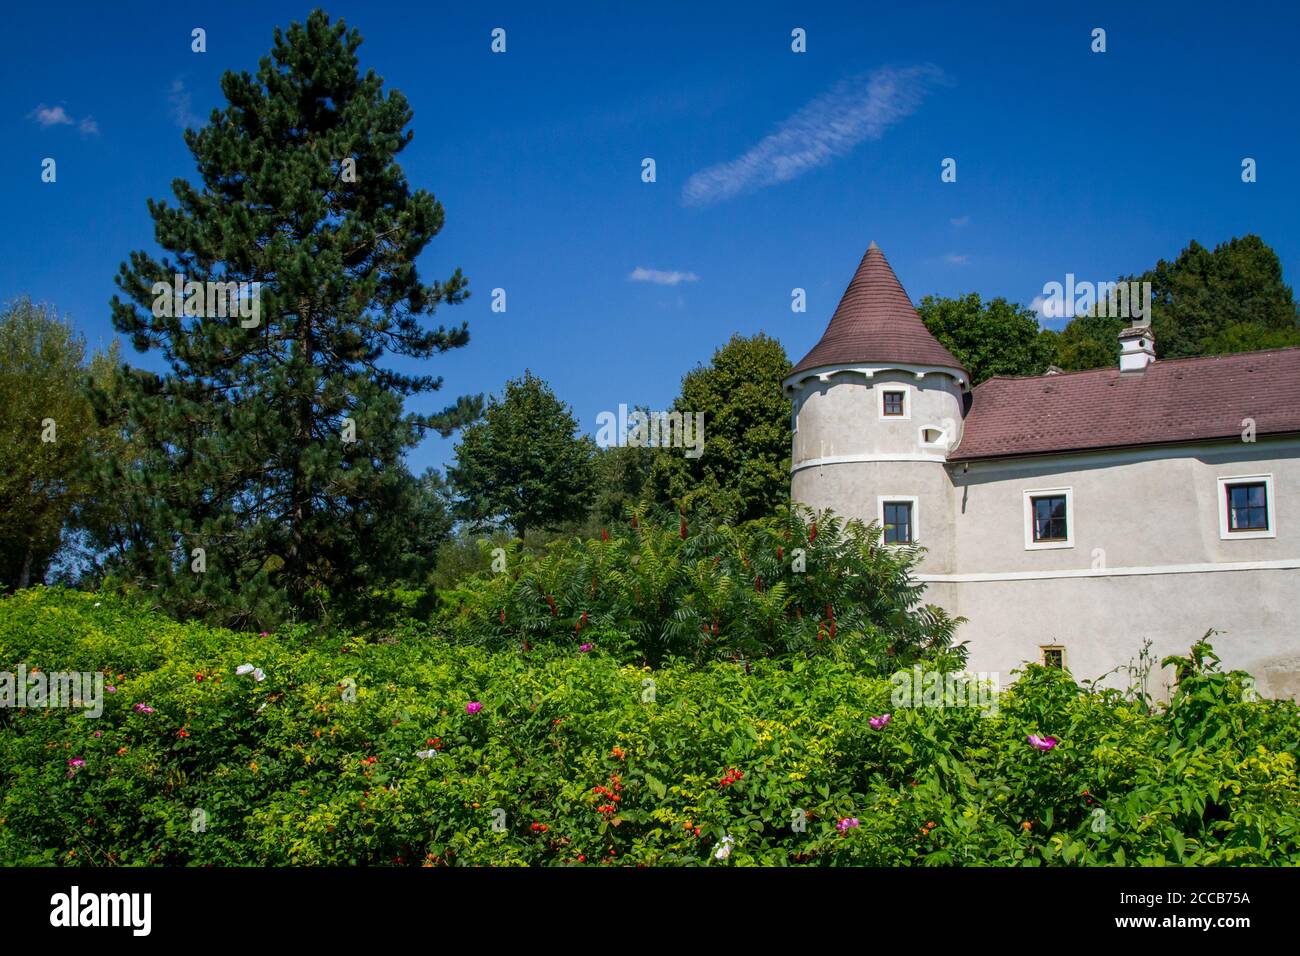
[436,504,965,669]
[2,588,1297,866]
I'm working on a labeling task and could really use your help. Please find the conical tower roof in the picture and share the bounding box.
[790,243,967,378]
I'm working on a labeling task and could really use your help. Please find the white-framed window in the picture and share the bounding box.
[1023,487,1073,550]
[1217,474,1276,540]
[877,495,919,544]
[791,393,799,434]
[878,386,910,421]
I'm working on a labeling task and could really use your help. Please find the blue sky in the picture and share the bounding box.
[3,0,1298,474]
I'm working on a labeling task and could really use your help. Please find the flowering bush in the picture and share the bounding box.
[1,588,1297,866]
[436,504,965,669]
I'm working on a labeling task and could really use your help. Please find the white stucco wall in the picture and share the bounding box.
[933,438,1300,698]
[788,367,1300,699]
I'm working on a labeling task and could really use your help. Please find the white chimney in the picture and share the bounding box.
[1118,326,1155,372]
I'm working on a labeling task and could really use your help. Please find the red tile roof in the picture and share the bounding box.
[790,243,967,378]
[950,348,1300,461]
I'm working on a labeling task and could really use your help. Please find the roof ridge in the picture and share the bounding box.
[974,345,1300,388]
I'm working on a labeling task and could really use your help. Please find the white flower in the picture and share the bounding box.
[415,749,439,760]
[235,664,255,676]
[252,668,266,682]
[94,602,102,607]
[714,835,735,861]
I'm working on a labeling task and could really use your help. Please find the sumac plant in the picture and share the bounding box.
[437,504,965,668]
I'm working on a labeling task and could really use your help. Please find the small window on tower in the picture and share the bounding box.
[1041,646,1065,669]
[882,500,914,544]
[882,391,905,416]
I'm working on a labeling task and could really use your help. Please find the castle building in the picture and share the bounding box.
[784,243,1300,698]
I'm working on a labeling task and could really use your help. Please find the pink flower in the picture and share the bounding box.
[868,714,891,730]
[105,685,116,695]
[1027,734,1058,751]
[260,631,269,637]
[579,643,593,653]
[67,757,86,769]
[93,731,102,738]
[836,817,860,832]
[465,701,482,715]
[132,702,155,714]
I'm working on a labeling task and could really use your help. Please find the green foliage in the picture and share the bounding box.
[448,371,596,537]
[102,10,478,628]
[437,504,964,669]
[648,333,792,522]
[0,299,123,590]
[1054,312,1126,371]
[1055,235,1300,369]
[917,293,1057,384]
[3,588,1297,866]
[588,441,658,530]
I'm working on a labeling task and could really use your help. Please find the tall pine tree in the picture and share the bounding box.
[105,11,479,627]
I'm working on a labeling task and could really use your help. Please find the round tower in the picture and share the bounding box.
[782,242,969,572]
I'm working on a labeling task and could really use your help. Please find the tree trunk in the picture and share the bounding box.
[17,546,33,589]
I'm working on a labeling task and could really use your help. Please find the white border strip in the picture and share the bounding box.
[918,558,1300,583]
[792,453,949,472]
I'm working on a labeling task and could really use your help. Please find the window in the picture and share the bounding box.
[1041,646,1065,669]
[878,496,919,544]
[1032,495,1068,542]
[1227,482,1267,531]
[791,394,799,434]
[1217,474,1276,540]
[1023,487,1073,550]
[876,386,910,421]
[883,501,912,543]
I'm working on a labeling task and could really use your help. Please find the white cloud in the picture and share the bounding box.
[1029,293,1060,320]
[628,267,700,286]
[950,216,971,228]
[28,104,74,128]
[169,79,199,129]
[944,254,969,265]
[28,103,99,135]
[682,65,946,207]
